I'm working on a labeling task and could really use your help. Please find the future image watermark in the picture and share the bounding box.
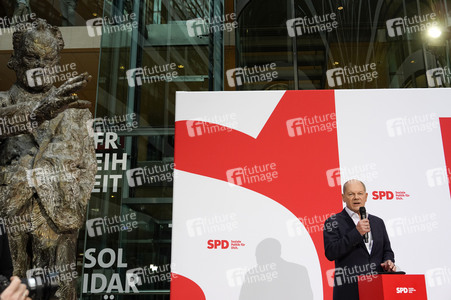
[327,63,378,87]
[286,213,337,237]
[126,63,178,87]
[26,63,78,87]
[126,163,175,187]
[0,13,37,35]
[0,214,35,236]
[426,167,450,187]
[226,163,278,186]
[86,13,138,37]
[286,113,336,137]
[26,163,78,188]
[386,113,438,137]
[86,213,138,237]
[286,13,338,37]
[326,163,379,188]
[385,213,438,238]
[186,113,238,137]
[126,263,177,287]
[426,266,451,288]
[87,113,138,137]
[426,67,451,87]
[226,63,278,87]
[226,263,278,287]
[26,263,78,285]
[386,13,437,37]
[0,112,38,136]
[187,13,237,37]
[326,263,378,287]
[186,213,238,237]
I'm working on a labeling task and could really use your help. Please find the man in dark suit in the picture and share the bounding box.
[323,179,396,300]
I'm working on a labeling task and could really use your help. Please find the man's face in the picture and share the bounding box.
[14,30,59,92]
[342,181,368,214]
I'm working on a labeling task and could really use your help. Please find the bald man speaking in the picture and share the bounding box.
[323,179,396,300]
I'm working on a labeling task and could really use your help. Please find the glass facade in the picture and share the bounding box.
[0,0,450,299]
[80,0,224,299]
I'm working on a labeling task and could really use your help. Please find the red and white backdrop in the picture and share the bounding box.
[170,89,451,300]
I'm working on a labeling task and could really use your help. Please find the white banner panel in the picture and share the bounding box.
[172,89,451,300]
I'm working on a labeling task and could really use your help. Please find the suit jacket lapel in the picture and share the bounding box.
[342,209,369,255]
[341,209,356,229]
[368,215,377,257]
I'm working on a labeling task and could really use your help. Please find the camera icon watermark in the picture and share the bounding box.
[187,18,209,37]
[426,167,449,187]
[226,268,247,287]
[26,68,45,87]
[386,18,406,37]
[426,267,451,287]
[86,17,103,37]
[326,168,341,187]
[126,168,145,187]
[426,67,451,87]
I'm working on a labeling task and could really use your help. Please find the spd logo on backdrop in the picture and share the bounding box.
[372,190,410,200]
[207,239,245,250]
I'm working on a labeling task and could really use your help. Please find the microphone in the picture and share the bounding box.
[359,207,368,243]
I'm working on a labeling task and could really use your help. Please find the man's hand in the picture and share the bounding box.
[356,219,371,236]
[33,72,92,123]
[381,260,396,272]
[0,277,31,300]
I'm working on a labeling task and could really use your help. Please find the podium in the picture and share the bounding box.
[358,274,427,299]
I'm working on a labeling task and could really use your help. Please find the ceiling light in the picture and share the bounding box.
[428,27,442,38]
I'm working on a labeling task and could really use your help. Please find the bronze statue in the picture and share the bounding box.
[0,19,97,299]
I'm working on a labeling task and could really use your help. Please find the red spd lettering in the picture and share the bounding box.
[207,240,229,249]
[372,191,394,200]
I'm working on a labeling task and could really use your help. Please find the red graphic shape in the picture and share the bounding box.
[439,118,451,197]
[174,90,343,299]
[170,274,206,300]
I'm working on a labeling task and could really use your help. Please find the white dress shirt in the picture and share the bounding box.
[345,207,373,254]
